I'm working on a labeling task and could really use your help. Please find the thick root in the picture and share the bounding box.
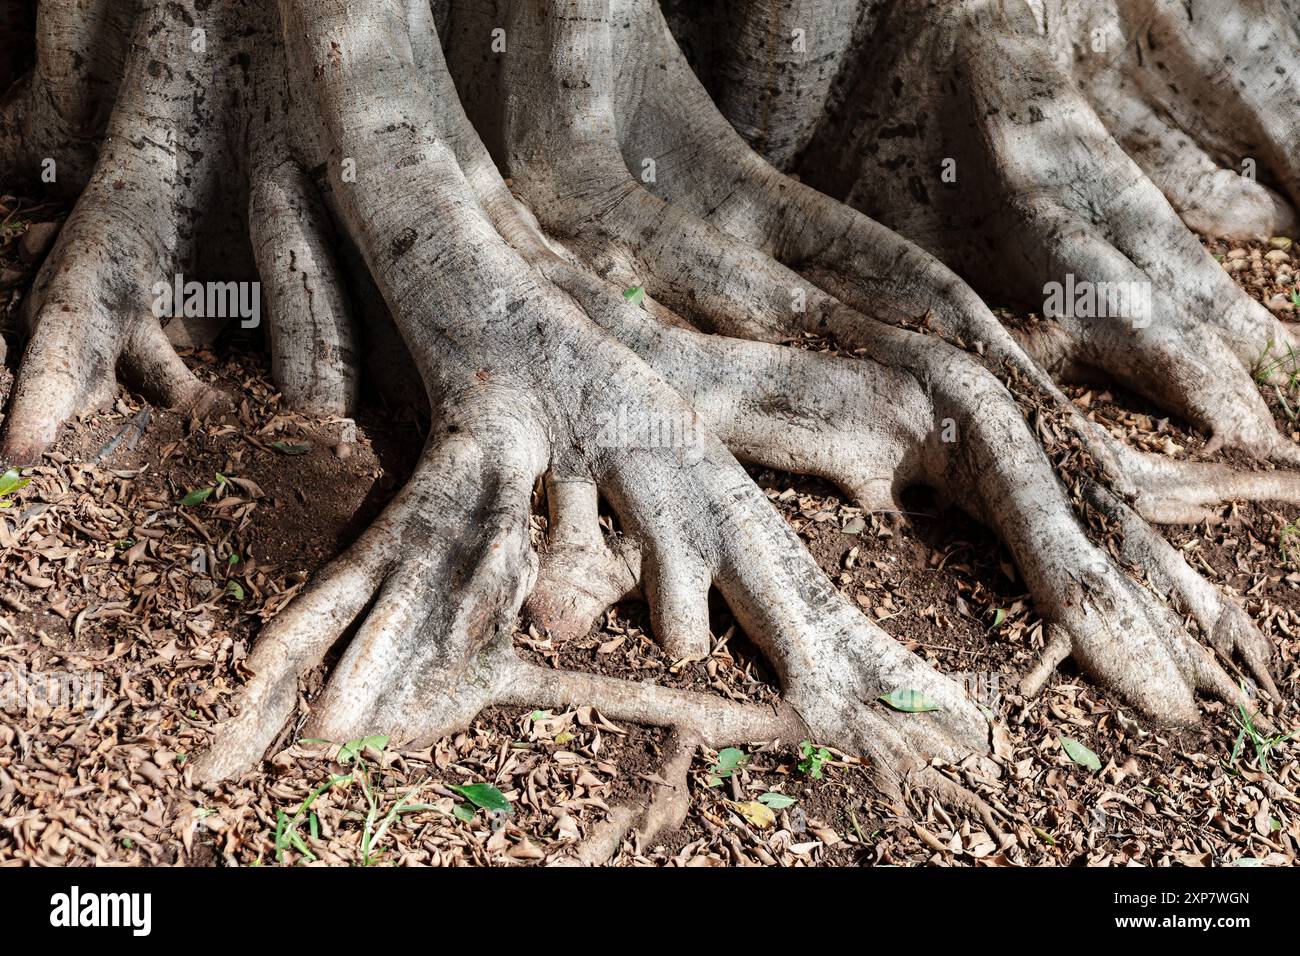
[0,0,254,460]
[676,0,1300,465]
[1060,0,1300,237]
[2,139,206,459]
[448,0,1272,725]
[193,402,548,783]
[247,33,362,419]
[524,475,641,643]
[584,1,1300,522]
[504,666,801,751]
[0,0,130,191]
[1107,440,1300,525]
[249,157,360,416]
[549,727,699,866]
[189,1,994,812]
[3,0,352,458]
[1084,482,1279,701]
[18,0,1262,847]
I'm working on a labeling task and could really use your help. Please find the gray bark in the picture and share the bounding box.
[1,0,1293,852]
[680,0,1300,464]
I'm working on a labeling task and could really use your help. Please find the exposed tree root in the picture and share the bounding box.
[1059,1,1300,239]
[1084,482,1279,702]
[478,0,1300,520]
[676,0,1300,466]
[7,0,1296,857]
[550,727,699,866]
[194,412,549,781]
[451,0,1281,721]
[503,668,801,752]
[1,2,215,459]
[247,28,360,418]
[523,475,641,643]
[0,0,130,193]
[190,0,999,827]
[1109,440,1300,525]
[1,0,361,458]
[249,156,360,416]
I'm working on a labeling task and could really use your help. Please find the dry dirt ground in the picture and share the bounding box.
[1,189,1298,867]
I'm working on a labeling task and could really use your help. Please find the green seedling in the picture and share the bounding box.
[273,734,438,866]
[798,740,832,780]
[0,469,30,509]
[1229,695,1296,774]
[707,747,749,787]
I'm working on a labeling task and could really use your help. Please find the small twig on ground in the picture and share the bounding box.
[94,407,151,462]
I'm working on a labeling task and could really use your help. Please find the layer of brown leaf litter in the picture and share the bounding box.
[0,192,1297,867]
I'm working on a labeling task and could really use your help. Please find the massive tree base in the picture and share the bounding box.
[675,0,1300,464]
[3,0,1299,856]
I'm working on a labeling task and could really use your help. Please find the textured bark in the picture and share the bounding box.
[679,0,1300,464]
[1,0,1294,847]
[3,0,218,459]
[447,0,1275,721]
[0,0,127,194]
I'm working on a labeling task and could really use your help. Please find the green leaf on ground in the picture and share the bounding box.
[878,688,941,713]
[623,285,646,308]
[757,792,797,810]
[0,468,29,497]
[449,783,512,815]
[1061,736,1101,771]
[338,735,390,764]
[707,747,749,786]
[178,486,213,506]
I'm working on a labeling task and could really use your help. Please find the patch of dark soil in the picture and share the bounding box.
[750,467,1028,696]
[471,704,669,806]
[41,346,419,572]
[515,596,782,708]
